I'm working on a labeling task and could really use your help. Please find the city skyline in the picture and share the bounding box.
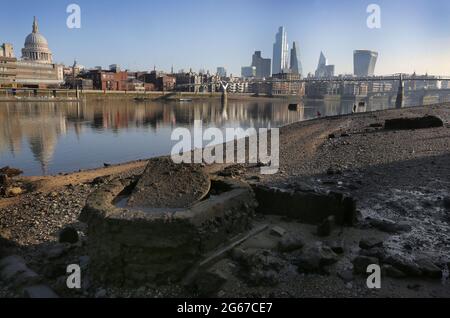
[1,0,450,75]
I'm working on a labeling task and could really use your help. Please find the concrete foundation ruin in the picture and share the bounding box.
[79,159,256,286]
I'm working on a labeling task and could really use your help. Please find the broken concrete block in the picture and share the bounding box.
[270,226,286,237]
[359,237,383,250]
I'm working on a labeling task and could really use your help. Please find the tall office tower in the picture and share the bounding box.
[241,66,256,78]
[315,51,327,77]
[353,50,378,76]
[217,67,227,77]
[272,26,289,75]
[251,51,271,79]
[290,41,302,76]
[315,51,334,78]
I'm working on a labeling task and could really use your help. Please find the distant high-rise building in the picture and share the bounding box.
[315,51,334,78]
[241,66,256,78]
[251,51,271,79]
[290,41,302,76]
[272,27,289,75]
[325,65,335,77]
[217,67,227,77]
[353,50,378,77]
[109,64,120,72]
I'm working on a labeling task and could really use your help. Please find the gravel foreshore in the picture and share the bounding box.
[1,103,450,298]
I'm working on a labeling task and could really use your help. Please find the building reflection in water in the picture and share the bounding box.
[0,98,393,175]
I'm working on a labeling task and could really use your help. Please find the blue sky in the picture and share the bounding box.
[1,0,450,75]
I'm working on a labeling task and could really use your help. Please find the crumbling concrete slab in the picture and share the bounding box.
[80,175,257,287]
[126,157,210,209]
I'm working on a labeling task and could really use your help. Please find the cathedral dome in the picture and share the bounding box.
[24,32,49,48]
[21,17,53,64]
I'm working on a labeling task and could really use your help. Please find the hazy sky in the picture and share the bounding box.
[1,0,450,75]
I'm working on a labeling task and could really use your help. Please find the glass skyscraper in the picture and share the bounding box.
[354,50,378,77]
[290,41,302,76]
[272,27,289,75]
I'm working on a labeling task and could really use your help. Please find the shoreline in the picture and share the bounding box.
[7,101,448,180]
[1,103,450,298]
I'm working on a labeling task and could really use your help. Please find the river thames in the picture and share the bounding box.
[0,98,397,176]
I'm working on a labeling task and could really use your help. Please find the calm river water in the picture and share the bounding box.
[0,98,396,176]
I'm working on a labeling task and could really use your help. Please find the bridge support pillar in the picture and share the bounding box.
[220,81,228,105]
[395,74,404,108]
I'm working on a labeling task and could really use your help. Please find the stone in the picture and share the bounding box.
[0,166,23,177]
[95,288,107,298]
[384,255,422,277]
[359,237,383,250]
[352,256,379,274]
[407,284,421,291]
[0,255,40,286]
[0,174,10,186]
[367,218,412,234]
[0,255,27,280]
[23,285,59,298]
[194,269,228,296]
[359,247,386,261]
[79,255,90,270]
[240,250,283,272]
[235,250,282,287]
[337,268,353,282]
[415,258,442,279]
[443,197,450,210]
[296,243,338,274]
[58,226,79,244]
[92,175,113,185]
[270,226,286,237]
[231,248,247,263]
[382,264,406,278]
[369,123,383,128]
[278,234,304,253]
[316,216,335,237]
[45,244,69,259]
[385,115,444,130]
[5,187,23,197]
[328,239,345,254]
[248,269,278,287]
